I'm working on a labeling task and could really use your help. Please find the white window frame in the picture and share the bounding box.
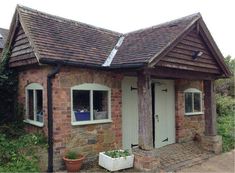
[71,83,112,125]
[184,88,203,116]
[24,83,44,127]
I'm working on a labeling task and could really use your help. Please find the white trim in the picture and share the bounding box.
[185,112,204,116]
[71,83,112,125]
[33,90,36,121]
[184,88,201,93]
[23,119,44,127]
[25,83,44,127]
[184,88,203,115]
[71,83,110,90]
[90,90,93,121]
[72,119,112,126]
[25,83,43,90]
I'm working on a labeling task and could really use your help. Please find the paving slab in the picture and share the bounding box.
[178,150,235,173]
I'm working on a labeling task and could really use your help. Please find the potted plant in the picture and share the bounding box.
[63,150,85,172]
[99,150,134,171]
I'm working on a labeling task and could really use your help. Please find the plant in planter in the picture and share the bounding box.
[74,108,90,121]
[99,150,134,171]
[63,150,85,172]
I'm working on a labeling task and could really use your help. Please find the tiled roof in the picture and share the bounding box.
[0,28,8,49]
[10,5,203,68]
[112,14,201,66]
[17,5,121,66]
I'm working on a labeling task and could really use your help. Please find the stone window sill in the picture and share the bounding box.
[71,119,112,126]
[185,112,204,116]
[23,119,44,127]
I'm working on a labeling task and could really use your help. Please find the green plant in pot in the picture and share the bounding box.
[63,150,85,172]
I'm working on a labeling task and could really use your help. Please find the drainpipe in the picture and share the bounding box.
[47,64,61,172]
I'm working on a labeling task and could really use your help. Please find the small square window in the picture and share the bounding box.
[185,92,193,113]
[25,83,44,127]
[93,91,108,120]
[73,90,91,121]
[71,84,111,125]
[184,88,202,115]
[193,93,201,112]
[27,90,34,120]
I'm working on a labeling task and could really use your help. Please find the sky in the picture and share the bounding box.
[0,0,234,57]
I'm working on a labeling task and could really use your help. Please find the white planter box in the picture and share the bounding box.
[99,151,134,171]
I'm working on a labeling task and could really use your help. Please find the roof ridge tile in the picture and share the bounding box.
[124,13,201,36]
[17,4,122,37]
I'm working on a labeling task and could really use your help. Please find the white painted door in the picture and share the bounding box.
[122,77,138,150]
[154,80,175,148]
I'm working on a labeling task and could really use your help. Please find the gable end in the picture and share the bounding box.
[9,24,38,67]
[157,27,222,74]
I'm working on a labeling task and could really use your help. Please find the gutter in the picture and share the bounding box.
[47,64,61,173]
[39,58,145,70]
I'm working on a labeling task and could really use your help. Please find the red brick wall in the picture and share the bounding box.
[18,66,50,134]
[175,79,205,142]
[18,66,123,170]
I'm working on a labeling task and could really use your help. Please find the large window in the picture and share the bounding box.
[24,83,43,127]
[71,84,111,125]
[184,88,203,115]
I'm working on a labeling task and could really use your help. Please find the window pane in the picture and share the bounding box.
[36,90,43,122]
[194,93,201,112]
[93,91,108,120]
[73,90,90,121]
[27,90,34,120]
[185,93,193,113]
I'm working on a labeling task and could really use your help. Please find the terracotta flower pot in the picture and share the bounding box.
[63,155,85,172]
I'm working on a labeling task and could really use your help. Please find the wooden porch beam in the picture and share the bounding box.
[137,71,153,150]
[145,67,218,80]
[204,80,217,136]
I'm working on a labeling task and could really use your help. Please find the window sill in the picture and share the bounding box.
[71,119,112,126]
[23,119,44,127]
[185,112,204,116]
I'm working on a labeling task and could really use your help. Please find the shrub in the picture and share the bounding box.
[216,94,235,117]
[217,114,235,152]
[0,121,25,138]
[216,93,235,152]
[215,55,234,97]
[0,124,47,172]
[0,48,19,124]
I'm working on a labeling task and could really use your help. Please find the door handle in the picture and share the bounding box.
[155,114,159,122]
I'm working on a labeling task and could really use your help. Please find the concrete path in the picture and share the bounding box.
[178,150,235,172]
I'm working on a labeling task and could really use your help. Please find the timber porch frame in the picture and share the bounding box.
[136,67,218,150]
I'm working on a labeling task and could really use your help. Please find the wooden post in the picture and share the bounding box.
[137,71,153,150]
[204,80,217,136]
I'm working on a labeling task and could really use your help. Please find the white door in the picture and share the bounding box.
[154,80,175,148]
[122,77,138,150]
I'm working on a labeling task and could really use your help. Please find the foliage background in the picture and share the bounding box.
[0,48,20,124]
[215,55,235,152]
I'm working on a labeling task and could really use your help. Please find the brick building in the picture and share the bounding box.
[4,5,231,171]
